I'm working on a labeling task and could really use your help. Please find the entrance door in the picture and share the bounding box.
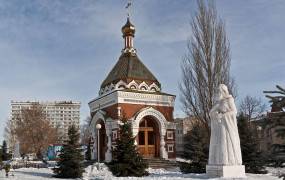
[138,118,158,158]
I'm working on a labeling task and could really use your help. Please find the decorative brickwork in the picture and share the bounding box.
[88,18,176,162]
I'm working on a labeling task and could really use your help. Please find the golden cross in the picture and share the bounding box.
[125,0,132,18]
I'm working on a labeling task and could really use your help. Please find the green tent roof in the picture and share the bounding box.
[101,52,160,88]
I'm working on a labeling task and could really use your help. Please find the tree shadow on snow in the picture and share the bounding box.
[150,172,209,179]
[13,170,52,178]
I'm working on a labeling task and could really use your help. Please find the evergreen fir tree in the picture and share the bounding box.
[271,115,285,167]
[108,118,148,177]
[180,123,209,173]
[53,125,84,178]
[0,147,2,163]
[238,114,267,174]
[274,117,285,179]
[2,140,9,161]
[85,137,91,161]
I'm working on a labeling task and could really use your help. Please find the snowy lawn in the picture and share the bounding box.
[84,164,282,180]
[0,165,282,180]
[0,168,70,180]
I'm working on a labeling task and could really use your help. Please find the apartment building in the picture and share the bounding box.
[10,101,81,143]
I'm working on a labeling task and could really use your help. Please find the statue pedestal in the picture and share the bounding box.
[206,165,246,178]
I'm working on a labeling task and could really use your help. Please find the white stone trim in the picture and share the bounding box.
[115,80,127,90]
[122,47,137,54]
[138,81,148,91]
[167,144,174,152]
[99,80,161,96]
[149,83,160,92]
[127,80,139,90]
[117,106,121,117]
[89,111,104,161]
[112,130,118,141]
[99,89,104,96]
[132,107,168,136]
[132,107,169,159]
[108,83,115,92]
[167,131,174,140]
[105,118,113,162]
[89,91,175,113]
[167,123,176,129]
[104,87,109,94]
[118,91,175,107]
[89,110,106,136]
[89,110,113,162]
[89,92,118,113]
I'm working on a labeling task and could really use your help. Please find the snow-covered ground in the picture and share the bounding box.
[0,168,68,180]
[84,163,283,180]
[0,164,283,180]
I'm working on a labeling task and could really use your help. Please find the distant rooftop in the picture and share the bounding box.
[11,100,81,105]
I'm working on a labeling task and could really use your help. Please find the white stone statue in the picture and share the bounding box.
[206,84,245,178]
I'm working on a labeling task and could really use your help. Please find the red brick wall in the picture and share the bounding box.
[91,102,176,159]
[102,103,174,122]
[165,129,176,158]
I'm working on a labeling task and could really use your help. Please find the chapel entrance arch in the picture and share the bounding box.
[96,119,107,161]
[137,116,160,158]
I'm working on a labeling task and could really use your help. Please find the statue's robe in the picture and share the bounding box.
[209,96,242,165]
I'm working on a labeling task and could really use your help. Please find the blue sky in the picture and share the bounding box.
[0,0,284,139]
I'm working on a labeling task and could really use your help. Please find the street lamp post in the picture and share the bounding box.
[96,124,102,169]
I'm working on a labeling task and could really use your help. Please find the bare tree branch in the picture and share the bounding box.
[80,116,91,145]
[239,95,266,121]
[179,0,236,131]
[13,104,58,158]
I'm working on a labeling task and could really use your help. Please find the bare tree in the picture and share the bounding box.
[239,95,266,121]
[180,0,235,130]
[80,116,91,145]
[14,104,58,158]
[4,118,17,153]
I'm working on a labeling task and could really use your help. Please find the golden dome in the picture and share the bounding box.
[122,18,135,37]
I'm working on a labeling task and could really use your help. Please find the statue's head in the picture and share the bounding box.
[217,84,230,100]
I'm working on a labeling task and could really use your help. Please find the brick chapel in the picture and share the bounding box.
[88,17,176,162]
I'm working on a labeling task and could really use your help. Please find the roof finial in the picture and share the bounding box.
[122,0,136,54]
[125,0,132,18]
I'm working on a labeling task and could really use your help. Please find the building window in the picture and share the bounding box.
[167,144,174,152]
[167,131,174,140]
